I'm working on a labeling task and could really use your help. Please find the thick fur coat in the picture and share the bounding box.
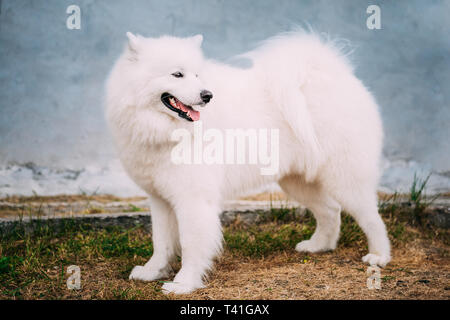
[105,31,390,294]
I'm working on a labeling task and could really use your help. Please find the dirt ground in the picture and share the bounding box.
[0,192,401,218]
[187,245,449,300]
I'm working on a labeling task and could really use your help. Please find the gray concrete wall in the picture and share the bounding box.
[0,0,449,193]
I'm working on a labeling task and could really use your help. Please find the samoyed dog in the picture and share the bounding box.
[105,31,390,294]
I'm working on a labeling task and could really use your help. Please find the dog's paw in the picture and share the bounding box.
[295,240,334,253]
[161,281,204,295]
[362,253,391,267]
[129,265,171,281]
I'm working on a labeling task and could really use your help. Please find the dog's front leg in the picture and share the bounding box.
[129,195,178,281]
[162,202,222,294]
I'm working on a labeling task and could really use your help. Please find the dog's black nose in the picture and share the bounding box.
[200,90,213,103]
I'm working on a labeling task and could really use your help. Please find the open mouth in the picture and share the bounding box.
[161,93,200,122]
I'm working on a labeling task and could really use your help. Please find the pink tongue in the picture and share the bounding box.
[189,109,200,121]
[176,100,200,121]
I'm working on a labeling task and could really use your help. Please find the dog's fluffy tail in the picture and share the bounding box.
[239,31,355,182]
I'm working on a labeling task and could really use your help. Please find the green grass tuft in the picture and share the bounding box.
[127,204,145,212]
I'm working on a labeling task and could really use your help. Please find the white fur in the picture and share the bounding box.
[105,31,391,294]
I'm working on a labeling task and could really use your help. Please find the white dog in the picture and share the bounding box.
[105,31,390,294]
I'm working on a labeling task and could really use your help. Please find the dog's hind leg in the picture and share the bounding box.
[162,202,222,294]
[279,175,341,252]
[342,192,391,267]
[129,195,179,281]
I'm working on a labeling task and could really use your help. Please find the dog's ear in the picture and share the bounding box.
[126,32,141,53]
[191,34,203,47]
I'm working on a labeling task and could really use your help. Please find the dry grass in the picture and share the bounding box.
[4,239,448,300]
[0,206,448,300]
[188,242,449,300]
[239,192,289,201]
[0,194,149,218]
[1,194,147,204]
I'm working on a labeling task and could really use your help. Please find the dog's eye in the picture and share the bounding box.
[172,72,184,78]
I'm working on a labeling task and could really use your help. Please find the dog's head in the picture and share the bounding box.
[124,33,212,122]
